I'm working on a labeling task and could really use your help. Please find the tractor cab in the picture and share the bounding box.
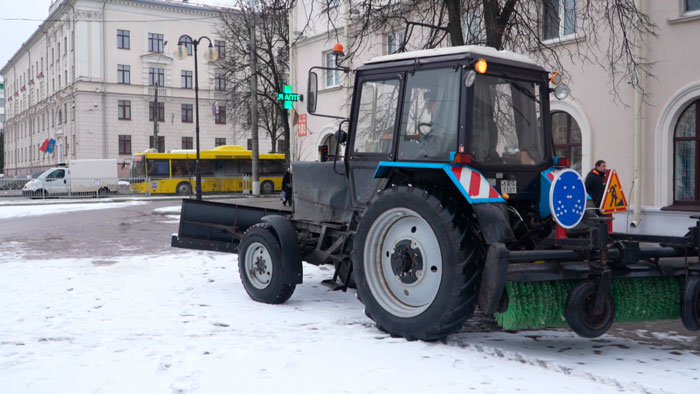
[307,45,566,220]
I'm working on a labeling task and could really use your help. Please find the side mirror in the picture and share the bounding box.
[335,126,348,145]
[307,72,318,114]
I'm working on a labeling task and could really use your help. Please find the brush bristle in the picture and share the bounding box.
[494,277,683,330]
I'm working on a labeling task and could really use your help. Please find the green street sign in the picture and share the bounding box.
[276,85,301,109]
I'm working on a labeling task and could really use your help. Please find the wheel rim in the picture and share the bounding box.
[244,241,273,289]
[262,182,273,194]
[580,292,609,329]
[178,184,191,195]
[363,207,442,318]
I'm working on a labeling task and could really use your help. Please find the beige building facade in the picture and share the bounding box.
[1,0,239,177]
[289,1,700,234]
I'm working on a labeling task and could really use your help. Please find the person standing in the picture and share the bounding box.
[282,168,293,207]
[585,160,607,208]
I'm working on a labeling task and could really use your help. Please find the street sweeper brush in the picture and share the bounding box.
[494,277,684,331]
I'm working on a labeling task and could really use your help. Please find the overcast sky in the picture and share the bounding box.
[0,0,233,77]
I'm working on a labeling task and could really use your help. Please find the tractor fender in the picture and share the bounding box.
[374,161,512,244]
[261,215,303,284]
[478,242,509,314]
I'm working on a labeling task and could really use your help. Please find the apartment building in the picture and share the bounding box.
[289,0,700,234]
[1,0,238,177]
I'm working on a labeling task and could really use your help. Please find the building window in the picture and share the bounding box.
[247,138,253,150]
[118,100,131,120]
[117,29,130,49]
[552,111,582,173]
[686,0,700,13]
[215,137,226,146]
[277,139,286,154]
[543,0,577,40]
[673,99,700,204]
[118,135,132,154]
[149,101,165,122]
[215,73,226,91]
[181,36,193,56]
[149,67,165,86]
[181,104,193,123]
[324,51,340,88]
[215,106,226,124]
[386,31,405,54]
[148,33,164,52]
[182,136,193,149]
[214,40,226,58]
[181,71,193,89]
[117,64,130,84]
[149,136,165,153]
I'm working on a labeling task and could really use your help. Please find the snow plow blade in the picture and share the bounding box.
[171,198,287,253]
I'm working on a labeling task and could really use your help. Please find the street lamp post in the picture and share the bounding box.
[174,35,218,200]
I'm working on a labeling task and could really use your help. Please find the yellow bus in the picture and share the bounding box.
[129,145,286,195]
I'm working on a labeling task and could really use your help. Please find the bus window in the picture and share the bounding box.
[131,156,146,177]
[239,159,252,174]
[214,159,239,176]
[200,159,215,176]
[262,159,285,175]
[147,159,170,178]
[172,159,194,177]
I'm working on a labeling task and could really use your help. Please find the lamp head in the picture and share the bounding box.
[174,43,188,60]
[203,44,218,62]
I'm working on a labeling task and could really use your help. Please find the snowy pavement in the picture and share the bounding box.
[1,203,699,393]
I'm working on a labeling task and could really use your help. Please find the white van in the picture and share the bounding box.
[22,159,118,196]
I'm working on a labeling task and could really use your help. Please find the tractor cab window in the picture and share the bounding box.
[353,78,400,155]
[398,68,460,161]
[470,75,545,166]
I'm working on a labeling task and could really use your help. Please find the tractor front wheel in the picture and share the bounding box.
[352,186,481,341]
[238,223,295,304]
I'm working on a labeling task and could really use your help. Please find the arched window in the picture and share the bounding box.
[321,133,341,160]
[181,36,193,56]
[674,99,699,204]
[552,111,582,173]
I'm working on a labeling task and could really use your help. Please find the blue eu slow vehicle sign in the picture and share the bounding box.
[549,169,586,229]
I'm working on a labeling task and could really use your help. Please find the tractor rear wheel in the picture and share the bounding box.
[681,276,700,331]
[238,223,295,304]
[565,280,615,338]
[352,186,482,341]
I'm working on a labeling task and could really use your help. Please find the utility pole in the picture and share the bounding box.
[249,0,260,196]
[152,81,159,151]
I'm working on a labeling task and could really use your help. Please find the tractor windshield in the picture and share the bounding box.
[470,75,545,166]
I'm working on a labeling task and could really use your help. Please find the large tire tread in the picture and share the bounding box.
[354,185,483,341]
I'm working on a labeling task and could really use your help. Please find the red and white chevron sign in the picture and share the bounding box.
[451,167,501,201]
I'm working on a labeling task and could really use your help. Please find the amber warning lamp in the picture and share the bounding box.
[475,58,488,74]
[333,43,345,57]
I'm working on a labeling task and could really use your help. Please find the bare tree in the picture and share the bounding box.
[218,0,310,162]
[319,0,655,102]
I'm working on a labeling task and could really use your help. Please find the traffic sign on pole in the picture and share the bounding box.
[600,170,628,214]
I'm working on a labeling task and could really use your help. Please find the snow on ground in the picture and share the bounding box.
[1,249,699,394]
[0,201,146,220]
[2,203,700,393]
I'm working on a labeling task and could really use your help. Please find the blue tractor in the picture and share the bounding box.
[173,46,700,341]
